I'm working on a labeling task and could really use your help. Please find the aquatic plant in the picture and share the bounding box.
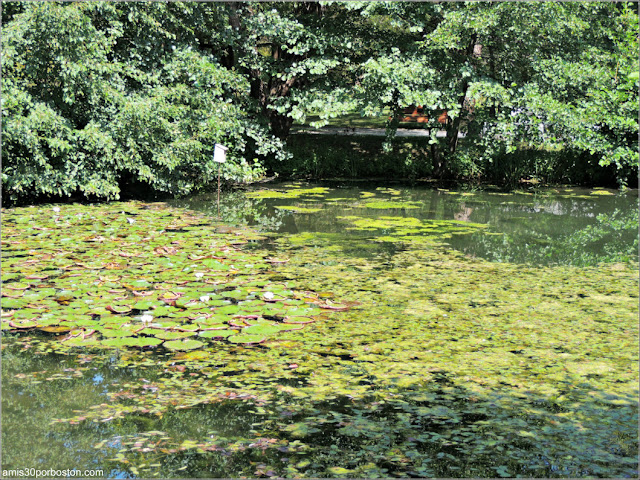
[1,202,349,351]
[2,187,637,478]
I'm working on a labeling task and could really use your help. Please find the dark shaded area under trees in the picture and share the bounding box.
[2,1,638,205]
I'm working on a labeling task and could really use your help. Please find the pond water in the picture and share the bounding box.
[175,182,639,266]
[2,183,638,478]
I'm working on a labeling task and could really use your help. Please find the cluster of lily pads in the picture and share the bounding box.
[1,202,348,351]
[245,184,428,215]
[337,215,487,243]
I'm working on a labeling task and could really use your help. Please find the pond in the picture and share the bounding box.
[2,183,638,478]
[176,182,639,266]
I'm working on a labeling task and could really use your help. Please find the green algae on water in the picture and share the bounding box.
[275,206,323,214]
[246,186,330,199]
[363,200,421,209]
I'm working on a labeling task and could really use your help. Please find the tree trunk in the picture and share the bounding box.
[221,2,242,68]
[387,88,401,132]
[269,111,295,140]
[221,2,315,140]
[447,36,480,157]
[431,142,443,177]
[488,41,497,119]
[447,81,470,156]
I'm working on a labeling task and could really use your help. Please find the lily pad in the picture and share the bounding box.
[283,422,320,438]
[163,339,205,351]
[100,327,137,338]
[1,298,25,309]
[39,326,72,334]
[105,304,133,314]
[227,334,266,344]
[199,329,238,339]
[127,337,163,348]
[60,336,102,348]
[102,337,161,348]
[155,331,196,340]
[8,319,38,329]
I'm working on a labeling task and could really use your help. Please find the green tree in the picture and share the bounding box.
[343,1,639,184]
[209,2,393,139]
[2,1,285,205]
[3,1,637,203]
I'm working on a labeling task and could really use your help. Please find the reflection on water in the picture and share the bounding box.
[173,182,638,266]
[2,183,637,479]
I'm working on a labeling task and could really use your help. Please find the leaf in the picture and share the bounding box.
[328,466,353,476]
[39,326,72,334]
[199,329,238,339]
[227,334,266,344]
[105,305,132,314]
[155,331,196,340]
[284,422,320,438]
[163,339,205,351]
[495,466,510,477]
[202,259,230,270]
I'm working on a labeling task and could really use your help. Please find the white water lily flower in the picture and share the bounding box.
[140,314,153,324]
[52,207,61,213]
[200,295,210,302]
[195,272,204,278]
[263,292,275,300]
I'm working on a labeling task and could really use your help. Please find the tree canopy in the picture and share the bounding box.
[2,1,638,204]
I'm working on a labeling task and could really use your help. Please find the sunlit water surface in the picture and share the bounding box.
[176,182,639,266]
[2,183,638,478]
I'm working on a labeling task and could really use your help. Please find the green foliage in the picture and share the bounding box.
[2,1,638,202]
[2,2,284,205]
[426,1,639,185]
[293,1,638,186]
[283,134,434,179]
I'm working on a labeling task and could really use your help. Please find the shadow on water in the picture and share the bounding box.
[2,335,637,478]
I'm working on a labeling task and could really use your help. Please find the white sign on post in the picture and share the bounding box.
[213,143,228,163]
[214,143,227,218]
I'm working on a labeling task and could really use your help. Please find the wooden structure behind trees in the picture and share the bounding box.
[398,106,449,125]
